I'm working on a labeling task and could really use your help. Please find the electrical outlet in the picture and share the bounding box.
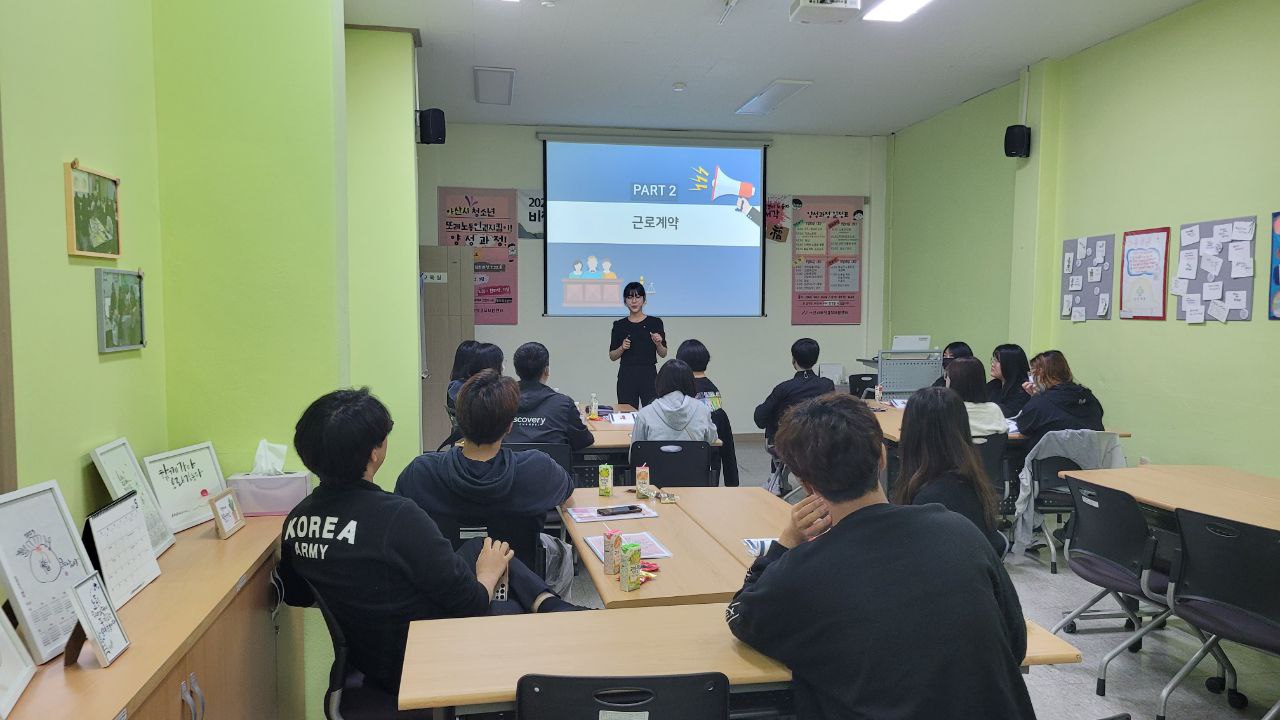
[1138,456,1150,466]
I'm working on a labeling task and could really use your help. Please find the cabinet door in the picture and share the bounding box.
[186,561,278,719]
[131,658,195,720]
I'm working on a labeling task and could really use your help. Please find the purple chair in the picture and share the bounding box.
[1051,478,1172,696]
[1157,509,1280,720]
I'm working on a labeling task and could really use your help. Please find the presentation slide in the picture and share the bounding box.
[545,141,764,317]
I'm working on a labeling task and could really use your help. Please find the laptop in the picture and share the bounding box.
[890,335,931,351]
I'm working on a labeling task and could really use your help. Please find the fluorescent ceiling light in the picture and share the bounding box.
[474,67,516,105]
[864,0,936,22]
[736,80,812,115]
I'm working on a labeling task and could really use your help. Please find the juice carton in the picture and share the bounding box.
[598,464,613,496]
[602,529,623,575]
[619,542,643,591]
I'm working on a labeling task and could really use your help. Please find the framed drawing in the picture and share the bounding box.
[89,438,175,556]
[207,489,246,539]
[1119,227,1169,320]
[0,613,36,719]
[142,442,227,532]
[64,161,121,259]
[67,572,130,668]
[0,481,94,663]
[94,269,145,353]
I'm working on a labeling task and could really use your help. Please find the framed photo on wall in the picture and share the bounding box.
[95,268,145,353]
[64,161,121,259]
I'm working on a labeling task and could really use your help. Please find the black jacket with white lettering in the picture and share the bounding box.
[277,479,490,693]
[504,380,595,450]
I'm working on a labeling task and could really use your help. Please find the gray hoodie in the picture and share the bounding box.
[632,391,718,444]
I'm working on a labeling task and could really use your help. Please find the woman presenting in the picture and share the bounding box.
[608,282,666,407]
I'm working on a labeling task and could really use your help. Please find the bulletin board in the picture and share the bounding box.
[788,195,864,325]
[1172,216,1256,323]
[438,187,519,325]
[1059,234,1115,322]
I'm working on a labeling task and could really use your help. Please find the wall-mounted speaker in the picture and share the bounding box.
[1004,124,1031,158]
[418,108,446,145]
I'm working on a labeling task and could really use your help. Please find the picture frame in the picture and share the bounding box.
[142,442,228,532]
[0,613,36,719]
[89,438,175,557]
[67,572,130,668]
[64,161,121,259]
[1119,227,1170,320]
[0,481,94,664]
[94,269,145,353]
[207,489,246,539]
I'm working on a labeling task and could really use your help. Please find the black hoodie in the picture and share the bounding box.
[505,380,595,451]
[1016,382,1104,448]
[395,446,573,521]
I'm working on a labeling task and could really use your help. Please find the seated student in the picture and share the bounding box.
[445,339,480,432]
[753,338,834,444]
[1017,349,1104,448]
[504,342,594,451]
[676,339,739,487]
[986,343,1032,417]
[932,340,974,387]
[725,394,1034,719]
[631,358,718,444]
[398,370,574,535]
[896,386,1008,556]
[277,388,581,695]
[945,356,1008,437]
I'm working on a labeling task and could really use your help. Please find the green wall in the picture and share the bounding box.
[887,83,1019,356]
[0,0,169,522]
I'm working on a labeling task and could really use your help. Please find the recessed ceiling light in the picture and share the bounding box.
[672,82,687,92]
[541,0,557,6]
[863,0,937,22]
[736,79,812,115]
[474,67,516,105]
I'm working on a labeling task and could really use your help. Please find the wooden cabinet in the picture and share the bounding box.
[130,659,194,720]
[184,562,277,719]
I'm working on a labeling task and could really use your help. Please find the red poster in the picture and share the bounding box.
[438,187,518,325]
[790,195,864,325]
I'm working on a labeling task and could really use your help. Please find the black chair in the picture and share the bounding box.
[432,512,547,578]
[849,373,877,399]
[1050,478,1172,696]
[1156,509,1280,720]
[307,580,432,720]
[434,428,463,452]
[973,433,1010,545]
[516,673,728,719]
[1028,455,1081,573]
[629,441,714,487]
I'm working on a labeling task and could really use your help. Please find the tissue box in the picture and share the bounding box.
[228,472,312,516]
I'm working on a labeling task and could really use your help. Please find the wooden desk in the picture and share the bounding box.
[10,517,281,720]
[399,605,1078,713]
[864,400,1131,443]
[673,487,791,569]
[559,488,747,608]
[583,404,635,450]
[1061,466,1280,531]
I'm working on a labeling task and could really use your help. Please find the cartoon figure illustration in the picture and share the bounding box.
[853,209,865,223]
[584,255,603,279]
[569,260,583,278]
[601,259,617,279]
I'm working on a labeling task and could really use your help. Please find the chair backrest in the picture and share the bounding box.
[504,443,574,474]
[516,673,729,720]
[304,580,350,708]
[629,441,713,487]
[849,374,877,399]
[1065,477,1152,574]
[972,433,1008,498]
[432,512,546,573]
[1174,508,1280,627]
[1031,456,1081,493]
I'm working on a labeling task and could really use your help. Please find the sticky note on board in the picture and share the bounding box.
[1094,241,1106,264]
[1182,293,1202,312]
[1077,236,1088,257]
[1228,241,1250,262]
[1097,293,1110,316]
[1180,226,1200,247]
[1232,257,1254,278]
[1201,254,1224,278]
[1225,290,1247,310]
[1231,220,1255,240]
[1177,250,1198,280]
[1213,224,1232,241]
[1200,239,1222,257]
[1071,306,1087,322]
[1202,281,1223,301]
[1087,265,1102,283]
[1069,275,1083,291]
[1063,253,1074,274]
[1061,295,1073,317]
[1170,277,1188,296]
[1207,299,1229,323]
[1186,306,1205,324]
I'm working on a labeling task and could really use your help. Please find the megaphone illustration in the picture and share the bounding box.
[710,166,756,203]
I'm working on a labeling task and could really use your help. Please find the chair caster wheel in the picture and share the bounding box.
[1050,561,1058,574]
[1205,676,1225,693]
[1095,678,1105,696]
[1063,621,1077,634]
[1227,689,1248,709]
[1126,638,1142,653]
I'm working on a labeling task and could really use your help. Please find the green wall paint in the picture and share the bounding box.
[345,29,421,486]
[888,83,1019,357]
[0,0,169,521]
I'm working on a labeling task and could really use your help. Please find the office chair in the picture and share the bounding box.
[849,374,877,399]
[516,673,728,720]
[504,443,576,534]
[432,513,547,579]
[1028,455,1080,573]
[629,441,714,487]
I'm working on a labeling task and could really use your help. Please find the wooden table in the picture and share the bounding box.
[558,488,748,608]
[399,604,1080,714]
[583,403,635,450]
[673,487,791,569]
[865,400,1131,443]
[1060,465,1280,531]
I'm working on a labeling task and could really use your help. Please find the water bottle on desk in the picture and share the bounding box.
[590,392,600,419]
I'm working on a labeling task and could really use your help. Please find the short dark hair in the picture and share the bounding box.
[655,358,696,397]
[513,342,549,382]
[456,369,520,444]
[623,281,646,299]
[945,356,988,404]
[294,387,394,484]
[775,393,882,502]
[450,340,480,382]
[465,342,504,378]
[791,338,820,370]
[675,339,710,372]
[943,341,973,358]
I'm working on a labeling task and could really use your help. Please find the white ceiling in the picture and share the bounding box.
[344,0,1199,135]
